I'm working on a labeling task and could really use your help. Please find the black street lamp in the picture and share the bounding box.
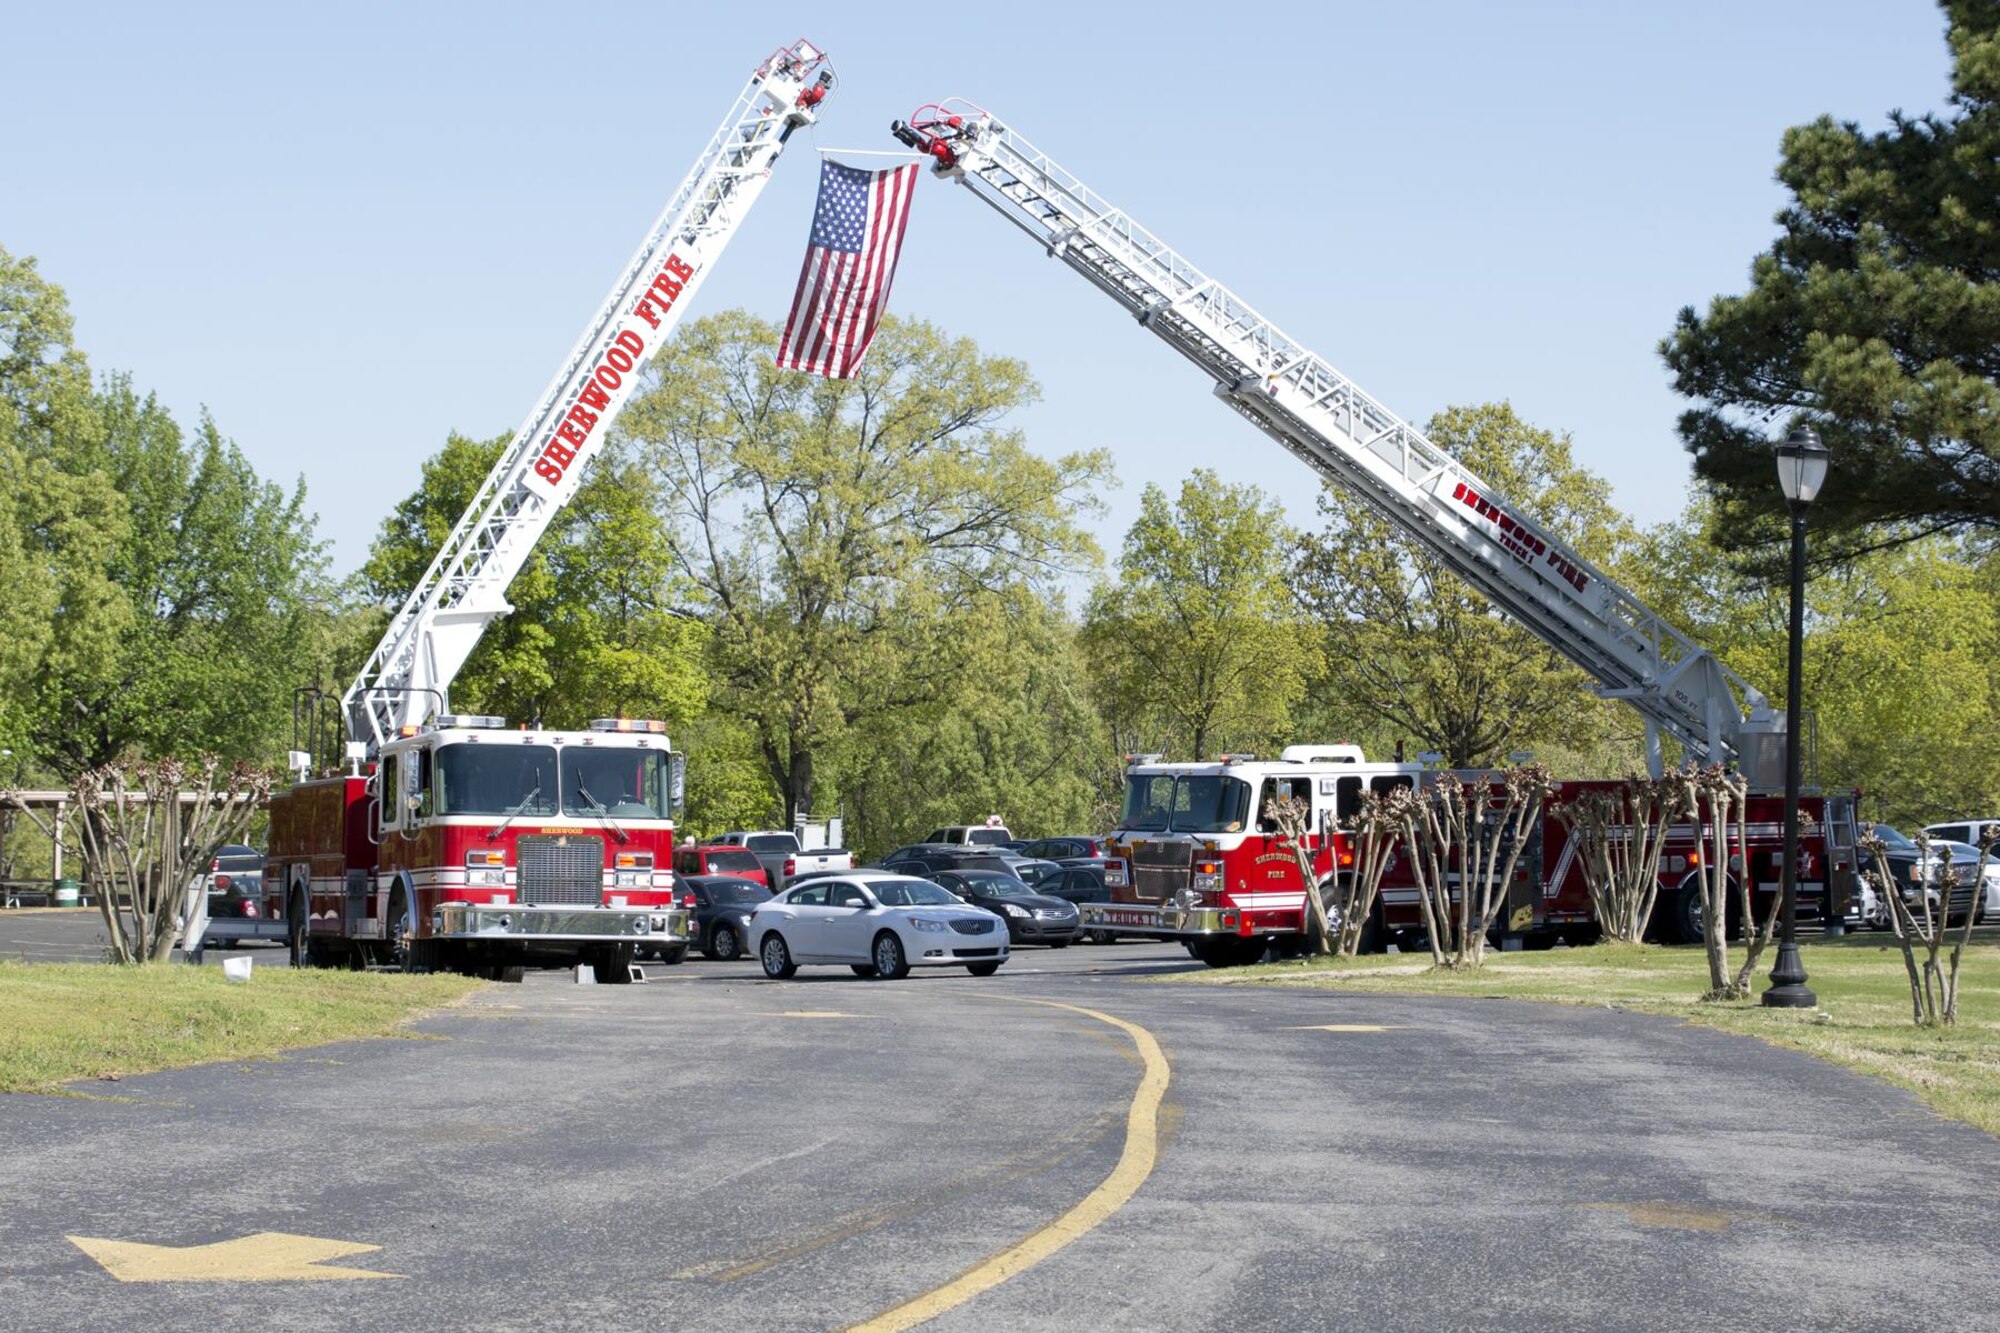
[1764,425,1828,1009]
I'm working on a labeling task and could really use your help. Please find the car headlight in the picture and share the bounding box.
[1002,903,1030,918]
[907,917,948,933]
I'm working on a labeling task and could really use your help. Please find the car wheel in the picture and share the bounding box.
[1048,940,1070,949]
[871,932,910,980]
[708,923,741,962]
[966,961,1002,976]
[850,964,878,977]
[1087,928,1116,946]
[656,944,688,966]
[760,933,797,979]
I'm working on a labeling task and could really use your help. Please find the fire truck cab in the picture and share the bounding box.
[1088,746,1421,965]
[266,716,690,980]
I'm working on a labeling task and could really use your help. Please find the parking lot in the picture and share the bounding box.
[6,911,2000,1330]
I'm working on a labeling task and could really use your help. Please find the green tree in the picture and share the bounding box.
[1661,2,2000,556]
[842,591,1108,855]
[1630,495,2000,828]
[619,311,1111,822]
[31,379,324,776]
[1294,403,1639,770]
[1083,470,1311,763]
[363,432,706,730]
[0,246,127,759]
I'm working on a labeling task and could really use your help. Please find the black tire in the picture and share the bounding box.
[760,932,797,979]
[1049,940,1071,950]
[384,891,412,971]
[1192,937,1265,968]
[850,964,878,977]
[656,944,688,966]
[593,943,636,984]
[966,961,1002,976]
[490,964,526,984]
[1668,881,1705,946]
[871,932,910,980]
[707,923,741,962]
[287,892,310,968]
[1087,928,1117,946]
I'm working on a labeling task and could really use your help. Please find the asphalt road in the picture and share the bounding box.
[4,911,2000,1330]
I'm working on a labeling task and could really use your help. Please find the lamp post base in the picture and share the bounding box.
[1762,940,1817,1009]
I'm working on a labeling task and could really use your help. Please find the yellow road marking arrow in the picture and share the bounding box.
[68,1231,403,1282]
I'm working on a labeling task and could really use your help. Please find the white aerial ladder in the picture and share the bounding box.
[343,40,835,754]
[891,104,1787,783]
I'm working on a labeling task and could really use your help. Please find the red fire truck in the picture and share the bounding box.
[263,41,835,980]
[1091,749,1860,965]
[886,105,1862,961]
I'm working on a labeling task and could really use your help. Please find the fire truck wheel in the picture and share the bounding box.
[384,890,413,970]
[592,944,636,984]
[760,933,797,979]
[706,924,742,961]
[1668,881,1705,946]
[287,894,310,968]
[870,932,910,980]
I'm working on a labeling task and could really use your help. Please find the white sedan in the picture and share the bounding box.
[748,873,1010,979]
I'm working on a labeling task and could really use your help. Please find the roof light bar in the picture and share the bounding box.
[437,714,507,730]
[589,718,668,734]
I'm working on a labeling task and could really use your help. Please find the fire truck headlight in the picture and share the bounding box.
[468,868,506,887]
[613,870,648,888]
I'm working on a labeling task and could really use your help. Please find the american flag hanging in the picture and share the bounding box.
[775,160,919,378]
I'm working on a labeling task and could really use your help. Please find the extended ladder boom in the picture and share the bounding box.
[891,105,1785,778]
[344,40,835,752]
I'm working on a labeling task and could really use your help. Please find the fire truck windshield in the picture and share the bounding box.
[564,746,672,819]
[430,744,671,820]
[1120,774,1253,834]
[435,744,559,817]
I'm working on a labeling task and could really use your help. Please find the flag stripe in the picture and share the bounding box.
[775,160,920,379]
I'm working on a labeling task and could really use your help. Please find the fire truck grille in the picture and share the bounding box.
[516,835,605,906]
[1130,841,1192,902]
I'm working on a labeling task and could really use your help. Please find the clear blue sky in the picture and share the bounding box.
[4,1,1955,578]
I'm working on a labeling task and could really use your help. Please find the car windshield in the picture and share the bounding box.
[1120,774,1253,833]
[703,849,762,873]
[957,872,1035,897]
[871,879,961,907]
[967,828,1010,845]
[1867,824,1917,851]
[564,746,672,819]
[708,881,770,905]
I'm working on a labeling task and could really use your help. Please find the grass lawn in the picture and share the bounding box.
[0,960,485,1094]
[1174,932,2000,1136]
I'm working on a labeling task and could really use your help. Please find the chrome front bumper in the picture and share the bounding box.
[1079,901,1254,937]
[431,902,690,944]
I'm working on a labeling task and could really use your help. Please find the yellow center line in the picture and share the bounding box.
[846,997,1170,1333]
